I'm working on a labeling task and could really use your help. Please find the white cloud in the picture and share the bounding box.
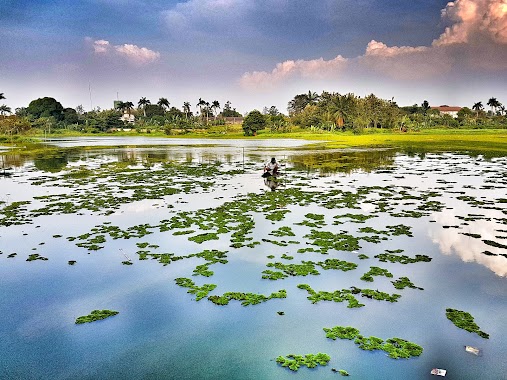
[240,0,507,88]
[88,38,160,65]
[92,39,110,54]
[364,40,428,57]
[434,0,507,46]
[240,56,348,88]
[114,44,160,65]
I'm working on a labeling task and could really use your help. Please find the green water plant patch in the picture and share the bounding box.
[324,325,423,359]
[275,353,330,372]
[445,308,489,339]
[75,309,119,324]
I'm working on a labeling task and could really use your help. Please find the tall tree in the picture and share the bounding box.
[472,101,483,117]
[487,97,500,114]
[138,97,151,117]
[183,102,191,119]
[157,97,170,110]
[211,100,221,118]
[26,97,64,120]
[421,100,430,115]
[288,94,311,115]
[0,105,12,116]
[307,90,319,104]
[196,98,206,118]
[115,101,126,113]
[124,101,134,116]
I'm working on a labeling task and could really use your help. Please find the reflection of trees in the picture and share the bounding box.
[33,153,68,172]
[1,153,29,168]
[289,149,396,175]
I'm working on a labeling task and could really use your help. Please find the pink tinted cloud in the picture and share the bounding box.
[240,56,347,88]
[240,0,507,88]
[88,38,160,65]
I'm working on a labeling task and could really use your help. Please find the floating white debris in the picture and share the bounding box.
[431,368,447,377]
[465,346,481,356]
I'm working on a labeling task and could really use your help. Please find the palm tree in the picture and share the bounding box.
[204,101,211,123]
[0,105,11,116]
[138,97,151,117]
[500,105,506,116]
[183,102,191,119]
[115,101,126,113]
[307,90,319,104]
[0,93,5,101]
[124,101,134,116]
[157,97,170,110]
[487,97,500,114]
[196,98,206,119]
[211,100,220,118]
[472,101,483,117]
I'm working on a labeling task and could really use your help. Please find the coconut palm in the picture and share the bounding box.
[183,102,191,119]
[0,105,12,116]
[138,97,151,117]
[124,101,134,115]
[115,101,126,113]
[157,97,170,110]
[211,100,220,118]
[204,101,211,123]
[196,98,206,118]
[472,101,483,117]
[487,97,500,114]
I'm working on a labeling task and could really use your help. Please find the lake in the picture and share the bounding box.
[1,137,506,379]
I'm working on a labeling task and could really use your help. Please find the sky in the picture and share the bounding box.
[1,0,506,114]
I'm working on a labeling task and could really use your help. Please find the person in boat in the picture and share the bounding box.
[263,157,279,177]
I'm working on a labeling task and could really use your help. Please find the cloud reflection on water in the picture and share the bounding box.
[429,210,507,277]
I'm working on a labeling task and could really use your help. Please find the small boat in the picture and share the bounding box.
[465,345,481,356]
[431,368,447,377]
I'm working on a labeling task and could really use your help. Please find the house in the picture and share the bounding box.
[120,113,135,123]
[223,117,244,124]
[431,105,462,118]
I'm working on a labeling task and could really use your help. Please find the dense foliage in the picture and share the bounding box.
[0,90,506,135]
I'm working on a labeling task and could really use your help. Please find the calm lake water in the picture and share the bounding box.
[1,137,506,379]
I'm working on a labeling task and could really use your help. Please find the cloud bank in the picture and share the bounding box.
[240,0,507,88]
[89,38,160,65]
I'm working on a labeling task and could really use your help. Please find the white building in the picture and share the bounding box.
[431,105,462,118]
[120,113,135,123]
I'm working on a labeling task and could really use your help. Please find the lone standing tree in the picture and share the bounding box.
[242,110,266,136]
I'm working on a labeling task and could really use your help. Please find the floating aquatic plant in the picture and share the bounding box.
[75,309,119,324]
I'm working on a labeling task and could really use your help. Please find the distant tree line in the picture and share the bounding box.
[0,90,505,136]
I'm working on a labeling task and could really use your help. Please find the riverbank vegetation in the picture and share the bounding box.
[1,91,506,155]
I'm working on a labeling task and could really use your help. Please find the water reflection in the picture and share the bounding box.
[289,149,396,175]
[264,177,280,191]
[33,154,69,172]
[429,210,507,277]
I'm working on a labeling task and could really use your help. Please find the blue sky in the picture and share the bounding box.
[1,0,506,114]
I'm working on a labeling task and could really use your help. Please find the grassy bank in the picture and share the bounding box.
[1,128,506,157]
